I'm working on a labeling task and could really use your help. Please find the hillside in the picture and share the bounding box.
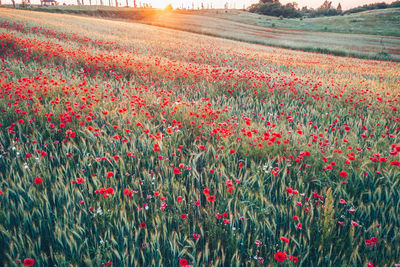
[8,6,400,61]
[193,8,400,37]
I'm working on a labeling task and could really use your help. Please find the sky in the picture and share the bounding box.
[4,0,397,10]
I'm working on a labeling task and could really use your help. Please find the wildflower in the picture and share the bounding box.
[295,223,302,230]
[289,255,299,263]
[179,258,189,266]
[274,252,288,262]
[173,167,181,174]
[280,237,289,244]
[24,258,35,266]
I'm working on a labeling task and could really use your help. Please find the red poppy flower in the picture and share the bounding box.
[107,171,114,178]
[140,222,146,228]
[173,167,181,174]
[24,258,35,266]
[280,237,289,244]
[76,178,84,184]
[105,187,114,195]
[207,195,215,202]
[179,258,188,266]
[274,252,288,262]
[289,255,298,263]
[339,170,348,177]
[34,177,43,185]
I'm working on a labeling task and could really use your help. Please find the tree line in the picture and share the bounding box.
[248,0,400,18]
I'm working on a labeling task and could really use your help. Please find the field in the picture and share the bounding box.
[192,8,400,37]
[15,6,400,61]
[0,7,400,267]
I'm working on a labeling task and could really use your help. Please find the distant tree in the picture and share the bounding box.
[133,0,136,8]
[115,0,118,7]
[307,0,340,16]
[344,1,400,14]
[318,0,332,10]
[165,3,173,11]
[248,0,301,18]
[11,0,15,7]
[336,3,342,12]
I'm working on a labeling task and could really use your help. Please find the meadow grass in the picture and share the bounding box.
[0,8,399,266]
